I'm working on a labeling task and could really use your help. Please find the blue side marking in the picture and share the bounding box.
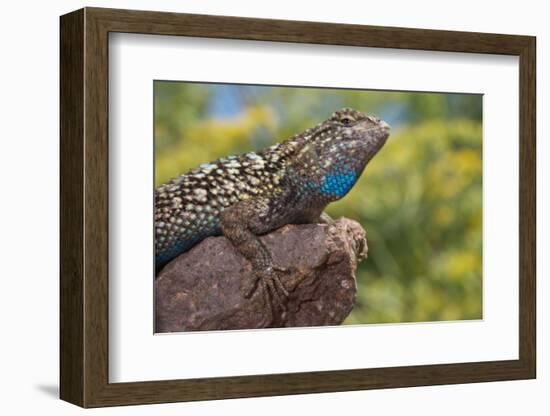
[156,225,222,270]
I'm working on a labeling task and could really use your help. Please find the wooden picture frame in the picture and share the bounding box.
[60,7,536,408]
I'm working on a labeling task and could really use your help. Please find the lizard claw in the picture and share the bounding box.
[272,264,289,274]
[242,264,290,311]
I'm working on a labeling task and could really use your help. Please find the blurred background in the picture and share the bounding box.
[155,81,482,325]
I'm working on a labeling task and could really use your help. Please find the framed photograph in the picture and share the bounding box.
[60,7,536,407]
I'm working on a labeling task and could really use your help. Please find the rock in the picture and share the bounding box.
[155,218,368,333]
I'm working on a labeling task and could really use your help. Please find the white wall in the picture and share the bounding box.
[0,0,546,414]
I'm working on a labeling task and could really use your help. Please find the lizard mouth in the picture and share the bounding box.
[364,122,390,141]
[374,121,391,139]
[362,121,390,152]
[378,120,391,133]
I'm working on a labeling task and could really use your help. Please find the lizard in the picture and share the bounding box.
[155,107,390,310]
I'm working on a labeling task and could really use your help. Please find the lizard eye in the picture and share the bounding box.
[340,117,353,126]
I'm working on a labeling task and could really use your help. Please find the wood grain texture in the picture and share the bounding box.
[83,9,110,406]
[59,8,84,406]
[518,38,536,376]
[88,7,532,55]
[59,7,537,408]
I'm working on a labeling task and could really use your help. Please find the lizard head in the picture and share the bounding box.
[325,107,390,164]
[289,108,390,201]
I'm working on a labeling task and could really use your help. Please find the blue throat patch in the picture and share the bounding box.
[320,169,358,198]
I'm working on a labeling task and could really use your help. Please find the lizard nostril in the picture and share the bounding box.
[379,120,390,131]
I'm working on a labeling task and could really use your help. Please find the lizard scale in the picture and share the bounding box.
[155,108,390,307]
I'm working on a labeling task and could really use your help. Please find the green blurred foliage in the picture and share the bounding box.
[155,81,482,324]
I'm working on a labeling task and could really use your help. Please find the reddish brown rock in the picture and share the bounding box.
[155,218,367,333]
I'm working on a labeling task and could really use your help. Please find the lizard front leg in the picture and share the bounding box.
[319,211,335,225]
[220,197,290,312]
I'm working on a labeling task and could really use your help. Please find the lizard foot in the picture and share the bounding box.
[242,265,290,312]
